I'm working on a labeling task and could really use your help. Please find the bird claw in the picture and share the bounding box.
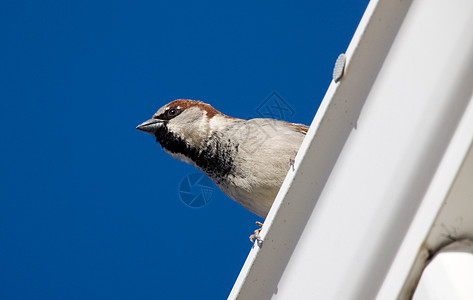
[288,150,297,171]
[249,221,264,246]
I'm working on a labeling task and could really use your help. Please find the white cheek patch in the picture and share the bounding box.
[166,108,210,147]
[209,115,230,132]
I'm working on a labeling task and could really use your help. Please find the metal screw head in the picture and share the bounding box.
[333,53,346,83]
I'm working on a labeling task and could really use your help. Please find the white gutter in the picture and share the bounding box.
[229,0,473,298]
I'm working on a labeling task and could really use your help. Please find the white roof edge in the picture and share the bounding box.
[378,96,473,298]
[230,0,473,297]
[228,0,413,298]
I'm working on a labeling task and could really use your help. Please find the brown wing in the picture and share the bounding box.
[286,122,309,134]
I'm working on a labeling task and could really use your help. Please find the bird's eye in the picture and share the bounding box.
[166,108,180,118]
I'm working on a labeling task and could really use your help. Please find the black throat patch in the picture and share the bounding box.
[154,126,237,181]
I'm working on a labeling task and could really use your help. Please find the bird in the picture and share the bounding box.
[136,99,308,241]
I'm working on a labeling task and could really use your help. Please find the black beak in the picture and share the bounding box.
[136,119,164,135]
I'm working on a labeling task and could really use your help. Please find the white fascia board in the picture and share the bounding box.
[229,0,411,298]
[229,0,473,299]
[377,93,473,299]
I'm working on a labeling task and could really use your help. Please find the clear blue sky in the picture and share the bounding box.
[0,1,369,299]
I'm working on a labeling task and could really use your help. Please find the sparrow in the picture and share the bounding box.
[136,99,308,226]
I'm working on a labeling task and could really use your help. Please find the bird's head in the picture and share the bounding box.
[136,99,230,152]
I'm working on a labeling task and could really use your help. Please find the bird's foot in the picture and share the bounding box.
[288,150,297,171]
[249,221,264,246]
